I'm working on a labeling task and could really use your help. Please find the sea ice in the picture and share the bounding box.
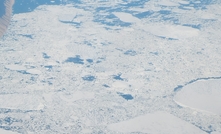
[0,94,44,110]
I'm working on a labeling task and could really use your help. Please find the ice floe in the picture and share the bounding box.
[107,111,206,133]
[174,79,221,115]
[113,12,140,23]
[143,23,199,39]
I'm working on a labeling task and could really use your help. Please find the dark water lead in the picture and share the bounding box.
[86,59,93,63]
[65,55,84,64]
[117,92,133,100]
[44,65,53,69]
[13,0,82,14]
[113,74,124,81]
[82,75,96,81]
[135,11,154,19]
[124,50,137,56]
[18,34,33,39]
[102,84,110,88]
[42,52,50,59]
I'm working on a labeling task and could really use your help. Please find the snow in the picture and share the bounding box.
[174,79,221,115]
[107,111,207,134]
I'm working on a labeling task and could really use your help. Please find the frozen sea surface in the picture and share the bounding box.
[0,0,221,133]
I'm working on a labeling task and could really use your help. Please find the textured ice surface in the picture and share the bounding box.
[174,79,221,115]
[107,111,207,134]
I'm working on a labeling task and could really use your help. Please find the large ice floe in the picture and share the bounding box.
[107,111,207,134]
[174,79,221,115]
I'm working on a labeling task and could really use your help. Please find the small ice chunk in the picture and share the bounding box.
[113,12,140,23]
[174,79,221,115]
